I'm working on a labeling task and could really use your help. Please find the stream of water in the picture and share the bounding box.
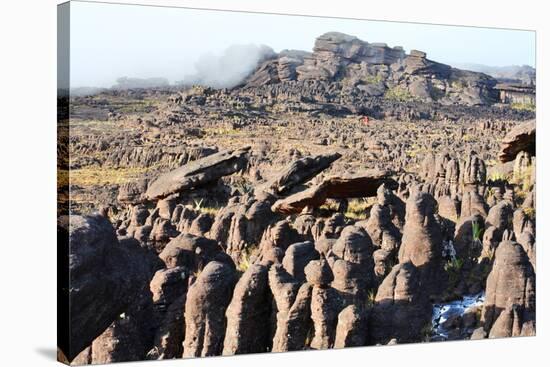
[431,292,485,340]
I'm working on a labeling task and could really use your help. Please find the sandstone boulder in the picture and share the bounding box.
[60,214,154,361]
[145,147,250,200]
[398,191,443,296]
[369,262,431,344]
[272,170,397,215]
[263,153,341,195]
[481,240,536,337]
[183,261,236,357]
[498,120,536,163]
[223,264,271,355]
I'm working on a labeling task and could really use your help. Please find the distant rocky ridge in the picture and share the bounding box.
[69,33,536,108]
[452,63,536,86]
[157,32,536,123]
[239,32,501,107]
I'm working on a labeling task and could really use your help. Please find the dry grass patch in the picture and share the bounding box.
[70,166,152,186]
[510,102,536,113]
[345,198,370,220]
[192,198,222,216]
[236,246,260,273]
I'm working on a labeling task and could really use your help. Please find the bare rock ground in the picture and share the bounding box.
[60,31,536,365]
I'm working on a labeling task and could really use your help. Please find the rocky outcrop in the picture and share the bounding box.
[86,314,149,364]
[398,192,443,296]
[147,266,188,360]
[240,32,500,107]
[331,225,376,305]
[376,183,406,229]
[270,264,313,352]
[498,120,536,163]
[64,30,538,360]
[183,261,236,357]
[223,264,271,355]
[296,32,405,82]
[272,170,397,215]
[117,179,149,205]
[369,262,431,344]
[459,189,489,219]
[363,203,400,250]
[282,241,319,282]
[159,233,227,272]
[259,220,301,254]
[261,153,341,195]
[224,198,279,260]
[334,305,368,348]
[60,214,154,361]
[461,152,487,188]
[485,201,513,232]
[145,147,250,200]
[481,240,536,337]
[309,276,339,349]
[454,213,485,264]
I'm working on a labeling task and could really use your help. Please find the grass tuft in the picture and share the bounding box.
[236,246,259,273]
[344,198,371,220]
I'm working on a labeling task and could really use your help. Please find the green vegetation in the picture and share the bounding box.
[510,102,536,112]
[237,253,251,273]
[487,171,509,183]
[444,258,464,274]
[444,258,464,292]
[523,207,536,220]
[384,86,416,102]
[471,221,484,243]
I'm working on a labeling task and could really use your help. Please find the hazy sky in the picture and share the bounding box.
[69,1,536,88]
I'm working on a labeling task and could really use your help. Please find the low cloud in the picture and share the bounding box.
[181,44,276,89]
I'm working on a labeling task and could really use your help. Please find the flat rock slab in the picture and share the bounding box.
[498,120,535,163]
[262,152,342,195]
[272,169,397,215]
[145,147,250,200]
